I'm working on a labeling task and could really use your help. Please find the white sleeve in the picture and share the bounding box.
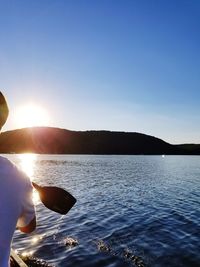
[17,179,36,228]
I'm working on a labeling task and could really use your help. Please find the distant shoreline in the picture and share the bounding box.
[0,127,199,155]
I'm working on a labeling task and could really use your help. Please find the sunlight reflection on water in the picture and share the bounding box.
[18,153,40,205]
[9,155,200,267]
[18,153,37,178]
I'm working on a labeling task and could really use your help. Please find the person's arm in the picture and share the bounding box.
[17,176,36,233]
[18,216,36,233]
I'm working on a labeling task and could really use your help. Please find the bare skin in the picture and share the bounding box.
[18,217,36,233]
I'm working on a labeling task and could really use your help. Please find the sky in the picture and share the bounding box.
[0,0,200,144]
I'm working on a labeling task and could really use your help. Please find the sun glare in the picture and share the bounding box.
[18,153,40,205]
[15,104,50,129]
[18,153,37,178]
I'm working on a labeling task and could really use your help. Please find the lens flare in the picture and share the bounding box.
[18,153,40,205]
[18,153,37,179]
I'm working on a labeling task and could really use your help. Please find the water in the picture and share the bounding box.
[3,155,200,267]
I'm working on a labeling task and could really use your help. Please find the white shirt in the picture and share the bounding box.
[0,156,35,267]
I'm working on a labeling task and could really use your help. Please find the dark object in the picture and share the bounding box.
[21,255,54,267]
[10,249,54,267]
[10,249,28,267]
[0,91,9,129]
[32,182,76,215]
[1,126,199,155]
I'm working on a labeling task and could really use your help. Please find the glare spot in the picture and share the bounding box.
[31,235,43,244]
[18,154,41,205]
[31,236,39,244]
[32,190,40,205]
[15,104,50,129]
[21,251,34,257]
[18,153,37,179]
[21,252,28,257]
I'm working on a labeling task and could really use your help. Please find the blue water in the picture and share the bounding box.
[4,155,200,266]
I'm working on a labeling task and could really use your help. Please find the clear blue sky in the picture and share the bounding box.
[0,0,200,144]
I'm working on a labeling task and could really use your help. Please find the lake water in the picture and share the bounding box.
[3,155,200,267]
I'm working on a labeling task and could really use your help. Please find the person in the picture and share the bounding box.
[0,92,36,267]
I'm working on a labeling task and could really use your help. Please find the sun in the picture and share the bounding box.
[15,104,50,128]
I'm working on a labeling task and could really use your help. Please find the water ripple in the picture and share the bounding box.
[9,155,200,267]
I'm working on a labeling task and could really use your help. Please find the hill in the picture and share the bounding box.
[0,127,199,155]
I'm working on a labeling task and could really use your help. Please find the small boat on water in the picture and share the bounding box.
[10,249,28,267]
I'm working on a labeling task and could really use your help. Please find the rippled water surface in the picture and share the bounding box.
[4,155,200,267]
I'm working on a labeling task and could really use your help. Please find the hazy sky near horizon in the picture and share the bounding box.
[0,0,200,144]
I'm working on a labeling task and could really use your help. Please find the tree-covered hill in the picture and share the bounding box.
[0,127,199,155]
